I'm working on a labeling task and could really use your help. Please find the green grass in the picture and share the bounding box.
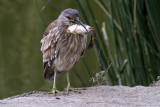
[77,0,160,86]
[91,0,160,86]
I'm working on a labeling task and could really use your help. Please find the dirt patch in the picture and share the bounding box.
[0,85,160,107]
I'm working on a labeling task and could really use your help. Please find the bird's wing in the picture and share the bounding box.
[40,20,59,80]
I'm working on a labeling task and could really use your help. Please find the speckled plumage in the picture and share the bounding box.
[40,9,87,81]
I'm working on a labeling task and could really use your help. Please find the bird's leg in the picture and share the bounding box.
[65,72,83,93]
[49,69,62,94]
[66,72,71,93]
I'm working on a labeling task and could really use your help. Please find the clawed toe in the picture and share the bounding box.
[65,87,84,93]
[49,88,62,95]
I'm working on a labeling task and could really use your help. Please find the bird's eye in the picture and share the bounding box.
[66,16,71,20]
[66,16,75,23]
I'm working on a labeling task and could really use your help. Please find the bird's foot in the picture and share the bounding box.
[49,88,62,95]
[65,86,85,94]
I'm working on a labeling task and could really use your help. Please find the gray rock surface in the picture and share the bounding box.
[0,85,160,107]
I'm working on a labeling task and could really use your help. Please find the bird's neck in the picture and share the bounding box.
[57,16,70,32]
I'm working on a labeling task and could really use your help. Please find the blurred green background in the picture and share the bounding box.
[0,0,101,99]
[0,0,160,99]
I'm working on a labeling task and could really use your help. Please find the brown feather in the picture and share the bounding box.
[41,18,87,81]
[41,20,59,80]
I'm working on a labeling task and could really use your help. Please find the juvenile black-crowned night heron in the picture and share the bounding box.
[40,8,89,94]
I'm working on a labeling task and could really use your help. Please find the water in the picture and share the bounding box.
[0,0,101,99]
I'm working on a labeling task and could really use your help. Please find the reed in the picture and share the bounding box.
[39,0,160,86]
[77,0,160,86]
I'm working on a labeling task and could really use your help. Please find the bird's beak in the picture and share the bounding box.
[74,19,89,32]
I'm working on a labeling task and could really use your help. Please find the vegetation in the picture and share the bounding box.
[78,0,160,86]
[39,0,160,86]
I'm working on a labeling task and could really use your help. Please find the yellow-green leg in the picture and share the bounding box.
[49,69,62,94]
[65,72,83,93]
[66,72,71,93]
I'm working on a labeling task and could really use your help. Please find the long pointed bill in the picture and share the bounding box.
[75,19,89,33]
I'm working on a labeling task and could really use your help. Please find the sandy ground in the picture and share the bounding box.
[0,84,160,107]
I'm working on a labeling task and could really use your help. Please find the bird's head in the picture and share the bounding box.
[58,8,87,31]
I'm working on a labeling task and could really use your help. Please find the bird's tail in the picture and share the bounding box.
[43,62,54,81]
[43,62,67,81]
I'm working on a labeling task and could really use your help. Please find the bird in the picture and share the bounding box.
[40,8,88,94]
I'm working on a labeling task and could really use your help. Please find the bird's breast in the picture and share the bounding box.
[53,34,87,72]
